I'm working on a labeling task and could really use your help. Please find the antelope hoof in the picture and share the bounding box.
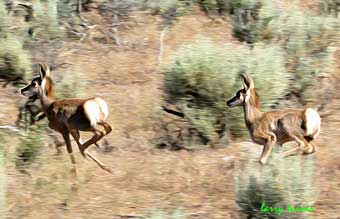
[70,166,78,176]
[95,142,101,148]
[103,166,113,174]
[80,148,87,157]
[303,148,315,155]
[259,159,267,165]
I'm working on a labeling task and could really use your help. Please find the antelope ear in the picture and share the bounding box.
[242,73,254,89]
[241,74,249,90]
[38,63,52,79]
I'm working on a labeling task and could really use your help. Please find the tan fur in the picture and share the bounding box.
[227,74,321,164]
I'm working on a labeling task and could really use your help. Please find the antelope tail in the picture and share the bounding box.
[304,108,321,140]
[84,97,109,126]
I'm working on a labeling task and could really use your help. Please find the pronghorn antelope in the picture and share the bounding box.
[21,63,112,173]
[227,74,321,164]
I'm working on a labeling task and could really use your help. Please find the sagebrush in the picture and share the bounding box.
[163,37,288,145]
[234,149,318,218]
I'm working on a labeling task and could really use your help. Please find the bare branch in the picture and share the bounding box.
[161,105,184,118]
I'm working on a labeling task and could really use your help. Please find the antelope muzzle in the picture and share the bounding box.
[226,96,242,107]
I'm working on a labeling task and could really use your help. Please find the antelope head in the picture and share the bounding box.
[20,63,52,97]
[226,74,255,107]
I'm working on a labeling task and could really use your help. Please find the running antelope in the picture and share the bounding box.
[20,63,112,173]
[226,74,321,164]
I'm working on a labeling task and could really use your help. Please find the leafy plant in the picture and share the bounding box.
[0,37,32,84]
[16,126,44,167]
[0,1,7,37]
[34,0,64,39]
[319,0,340,17]
[230,0,263,43]
[142,0,192,25]
[54,66,86,99]
[147,209,186,219]
[234,152,318,218]
[265,4,339,104]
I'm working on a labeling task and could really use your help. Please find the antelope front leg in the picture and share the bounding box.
[61,131,77,175]
[259,137,276,164]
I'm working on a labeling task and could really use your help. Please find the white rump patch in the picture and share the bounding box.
[83,98,109,126]
[305,108,321,138]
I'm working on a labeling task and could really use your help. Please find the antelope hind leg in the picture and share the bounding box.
[278,136,308,158]
[70,130,112,174]
[278,146,301,158]
[79,123,111,154]
[302,141,317,155]
[83,150,113,174]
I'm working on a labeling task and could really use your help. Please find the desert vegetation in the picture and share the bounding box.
[0,0,339,218]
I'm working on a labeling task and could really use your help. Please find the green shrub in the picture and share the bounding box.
[142,0,192,25]
[231,1,339,104]
[16,126,44,167]
[319,0,340,17]
[0,37,32,82]
[235,153,318,218]
[54,66,86,99]
[0,1,7,37]
[197,0,229,15]
[197,0,262,17]
[266,5,340,104]
[230,0,263,43]
[163,38,288,143]
[34,0,64,39]
[147,209,186,219]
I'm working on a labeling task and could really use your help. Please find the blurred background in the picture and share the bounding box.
[0,0,339,218]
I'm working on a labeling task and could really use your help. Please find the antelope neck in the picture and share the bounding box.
[243,97,261,130]
[38,79,55,114]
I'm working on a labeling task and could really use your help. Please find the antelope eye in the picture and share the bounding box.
[33,81,37,87]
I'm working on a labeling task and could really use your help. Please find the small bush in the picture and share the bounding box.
[230,0,262,43]
[147,209,186,219]
[0,1,7,37]
[197,0,230,16]
[33,0,64,39]
[266,5,340,104]
[16,126,44,167]
[163,38,288,144]
[319,0,340,17]
[0,37,32,82]
[54,66,86,99]
[235,153,318,218]
[142,0,192,25]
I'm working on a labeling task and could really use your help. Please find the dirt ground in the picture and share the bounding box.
[1,7,340,219]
